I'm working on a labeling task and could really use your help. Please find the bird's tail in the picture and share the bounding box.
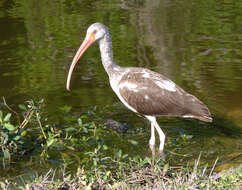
[184,94,212,123]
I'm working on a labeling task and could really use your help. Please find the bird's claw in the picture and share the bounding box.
[158,149,166,161]
[149,144,156,157]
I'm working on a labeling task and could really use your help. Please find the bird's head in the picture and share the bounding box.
[66,23,108,90]
[87,23,107,42]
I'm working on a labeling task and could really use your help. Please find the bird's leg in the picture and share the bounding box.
[146,116,165,159]
[149,122,156,157]
[153,119,166,159]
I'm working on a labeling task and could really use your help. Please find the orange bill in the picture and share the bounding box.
[66,32,96,90]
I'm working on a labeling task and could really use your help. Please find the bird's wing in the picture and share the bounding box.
[118,69,210,120]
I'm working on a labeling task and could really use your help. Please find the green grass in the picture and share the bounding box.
[1,154,241,190]
[0,99,241,189]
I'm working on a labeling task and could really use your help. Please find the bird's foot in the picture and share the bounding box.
[158,149,166,161]
[149,143,156,157]
[149,144,156,167]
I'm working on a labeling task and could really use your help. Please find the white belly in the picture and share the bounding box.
[110,79,138,113]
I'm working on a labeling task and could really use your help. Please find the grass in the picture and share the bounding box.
[1,154,241,190]
[0,99,241,189]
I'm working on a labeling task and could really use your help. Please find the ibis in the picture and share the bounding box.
[66,23,212,156]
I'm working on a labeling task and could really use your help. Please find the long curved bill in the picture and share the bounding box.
[66,33,96,90]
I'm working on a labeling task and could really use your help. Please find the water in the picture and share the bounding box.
[0,0,241,178]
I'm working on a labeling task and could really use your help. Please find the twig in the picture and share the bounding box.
[169,166,183,169]
[167,150,191,157]
[36,113,47,140]
[2,96,21,126]
[19,107,34,129]
[209,157,219,178]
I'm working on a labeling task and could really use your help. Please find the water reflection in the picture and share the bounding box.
[131,0,242,123]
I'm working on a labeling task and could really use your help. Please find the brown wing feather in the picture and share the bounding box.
[118,69,212,122]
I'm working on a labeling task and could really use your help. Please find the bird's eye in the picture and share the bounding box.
[93,30,97,34]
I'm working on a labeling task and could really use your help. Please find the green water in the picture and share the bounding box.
[0,0,241,178]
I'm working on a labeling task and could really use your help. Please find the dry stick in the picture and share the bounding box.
[2,97,35,129]
[209,157,219,178]
[19,107,34,129]
[1,146,6,169]
[2,96,21,126]
[167,150,190,157]
[36,113,47,140]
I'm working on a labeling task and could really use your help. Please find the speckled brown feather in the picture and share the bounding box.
[118,68,212,122]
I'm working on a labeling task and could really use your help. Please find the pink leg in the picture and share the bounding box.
[149,122,156,156]
[146,116,166,158]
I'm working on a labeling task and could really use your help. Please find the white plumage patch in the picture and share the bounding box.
[155,80,176,92]
[110,80,138,113]
[183,115,195,119]
[142,72,150,78]
[119,81,138,92]
[144,95,149,100]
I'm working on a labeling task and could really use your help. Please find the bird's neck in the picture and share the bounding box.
[98,34,119,77]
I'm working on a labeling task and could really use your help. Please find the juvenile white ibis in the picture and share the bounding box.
[66,23,212,156]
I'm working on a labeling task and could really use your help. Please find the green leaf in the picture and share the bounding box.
[81,127,88,133]
[64,116,77,122]
[4,149,10,159]
[3,113,11,122]
[3,135,8,144]
[47,138,55,147]
[65,127,77,132]
[0,110,2,123]
[21,130,27,137]
[103,145,108,150]
[78,118,82,126]
[81,115,88,119]
[106,171,111,177]
[93,159,97,166]
[59,105,72,112]
[116,150,122,158]
[163,163,169,173]
[18,104,27,111]
[89,122,95,129]
[14,135,21,141]
[4,123,16,131]
[129,139,138,145]
[122,154,128,159]
[1,131,8,138]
